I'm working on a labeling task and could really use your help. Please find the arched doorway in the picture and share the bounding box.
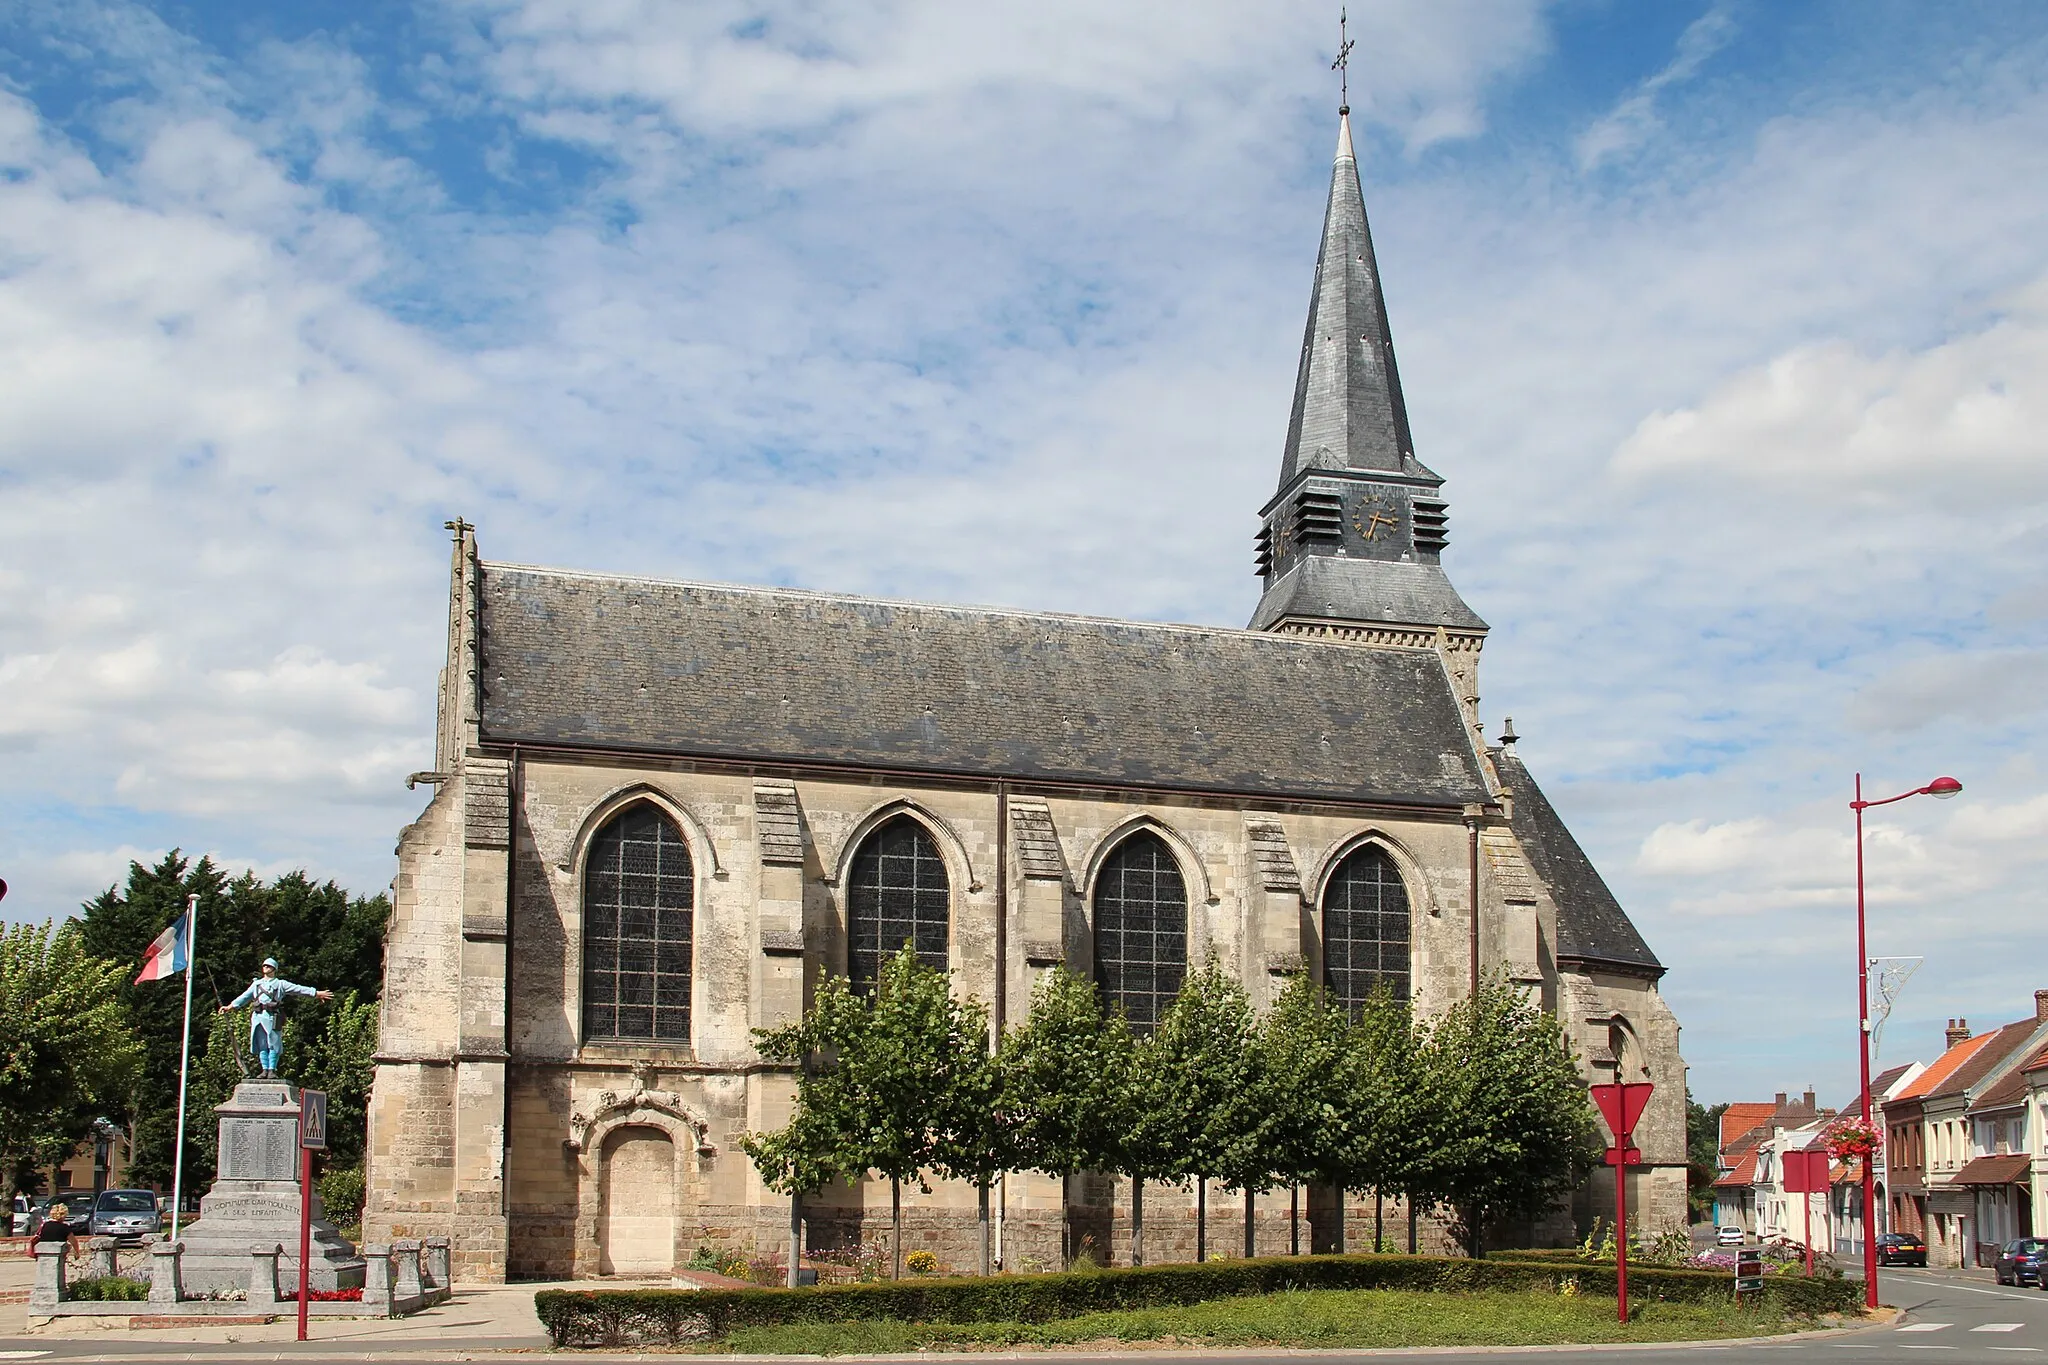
[599,1125,676,1275]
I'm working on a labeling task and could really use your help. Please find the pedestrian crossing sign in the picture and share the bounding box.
[300,1089,328,1151]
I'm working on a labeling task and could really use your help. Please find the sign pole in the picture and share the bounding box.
[1803,1180,1814,1278]
[1588,1080,1653,1327]
[295,1089,327,1344]
[297,1140,313,1342]
[1614,1152,1629,1323]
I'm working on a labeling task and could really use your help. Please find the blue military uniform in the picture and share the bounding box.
[227,958,320,1078]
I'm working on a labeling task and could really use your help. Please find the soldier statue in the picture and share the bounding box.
[219,957,332,1080]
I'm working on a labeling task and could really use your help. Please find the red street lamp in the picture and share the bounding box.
[1851,773,1960,1310]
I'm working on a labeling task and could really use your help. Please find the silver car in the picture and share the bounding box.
[89,1189,161,1243]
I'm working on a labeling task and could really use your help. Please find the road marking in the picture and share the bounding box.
[1976,1325,2027,1333]
[0,1354,52,1360]
[1891,1274,2046,1299]
[1900,1323,1955,1332]
[1987,1349,2042,1354]
[1899,1347,1956,1351]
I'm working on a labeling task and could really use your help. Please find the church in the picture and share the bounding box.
[363,108,1686,1283]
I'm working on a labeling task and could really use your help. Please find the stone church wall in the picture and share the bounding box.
[365,748,1685,1281]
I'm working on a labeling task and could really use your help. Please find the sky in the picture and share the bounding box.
[3,0,2045,1107]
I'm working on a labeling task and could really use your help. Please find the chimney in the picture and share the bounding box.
[1803,1089,1816,1112]
[1774,1092,1788,1108]
[1946,1019,1971,1048]
[2036,989,2048,1022]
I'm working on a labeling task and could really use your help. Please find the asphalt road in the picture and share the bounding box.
[1,1267,2042,1364]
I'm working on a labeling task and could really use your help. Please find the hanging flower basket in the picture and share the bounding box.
[1823,1115,1881,1161]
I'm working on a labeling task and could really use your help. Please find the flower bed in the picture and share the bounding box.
[279,1287,363,1302]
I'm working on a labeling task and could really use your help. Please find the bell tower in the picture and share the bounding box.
[1250,108,1488,735]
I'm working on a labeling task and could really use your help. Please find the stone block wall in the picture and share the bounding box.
[367,747,1683,1281]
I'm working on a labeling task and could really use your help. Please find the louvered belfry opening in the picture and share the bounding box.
[1092,832,1189,1034]
[1322,845,1412,1014]
[583,805,695,1043]
[847,815,951,991]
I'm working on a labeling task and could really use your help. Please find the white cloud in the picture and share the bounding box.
[4,0,2048,1105]
[1576,5,1738,170]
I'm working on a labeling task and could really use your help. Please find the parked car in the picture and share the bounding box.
[1715,1225,1744,1246]
[89,1189,161,1244]
[1877,1232,1929,1267]
[51,1192,94,1235]
[1995,1237,2047,1287]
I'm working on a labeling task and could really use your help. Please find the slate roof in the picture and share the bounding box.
[1250,113,1485,638]
[1249,557,1487,633]
[1277,112,1418,485]
[1490,745,1662,976]
[477,564,1493,808]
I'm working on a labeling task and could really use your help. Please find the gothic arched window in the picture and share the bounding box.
[583,805,694,1043]
[846,815,951,991]
[1092,831,1188,1033]
[1322,845,1411,1014]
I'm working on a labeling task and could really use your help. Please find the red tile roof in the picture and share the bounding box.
[1720,1103,1777,1151]
[1894,1032,2000,1102]
[1950,1154,2032,1186]
[1714,1151,1758,1190]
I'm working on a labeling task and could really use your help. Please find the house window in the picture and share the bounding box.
[583,805,694,1043]
[1322,845,1412,1013]
[1092,832,1188,1033]
[846,815,951,990]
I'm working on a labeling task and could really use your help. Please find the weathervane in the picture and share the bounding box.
[1332,7,1355,114]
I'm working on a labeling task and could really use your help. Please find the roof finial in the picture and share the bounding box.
[1331,7,1354,115]
[1500,716,1518,747]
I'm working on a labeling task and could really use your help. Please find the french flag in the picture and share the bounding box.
[135,914,190,984]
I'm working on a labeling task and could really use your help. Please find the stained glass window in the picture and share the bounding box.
[1322,845,1410,1014]
[1092,832,1187,1033]
[583,806,694,1043]
[847,816,950,990]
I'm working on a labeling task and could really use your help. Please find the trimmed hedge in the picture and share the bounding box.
[533,1252,1862,1347]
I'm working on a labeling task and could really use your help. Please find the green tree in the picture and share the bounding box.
[744,948,990,1278]
[76,853,389,1190]
[1001,966,1132,1264]
[1346,986,1426,1249]
[1257,974,1364,1251]
[1142,957,1262,1262]
[0,921,144,1192]
[1407,974,1601,1257]
[927,995,1011,1277]
[287,990,380,1170]
[1686,1092,1728,1224]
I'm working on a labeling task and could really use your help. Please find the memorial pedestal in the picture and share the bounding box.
[170,1081,364,1294]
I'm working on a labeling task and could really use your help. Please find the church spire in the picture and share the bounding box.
[1250,108,1485,645]
[1276,107,1417,483]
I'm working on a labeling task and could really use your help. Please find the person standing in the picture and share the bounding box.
[220,958,333,1080]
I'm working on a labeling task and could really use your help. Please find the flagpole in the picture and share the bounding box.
[169,893,198,1242]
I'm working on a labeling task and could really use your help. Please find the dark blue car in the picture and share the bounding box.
[1995,1238,2046,1286]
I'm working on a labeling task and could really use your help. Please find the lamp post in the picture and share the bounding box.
[1851,773,1960,1310]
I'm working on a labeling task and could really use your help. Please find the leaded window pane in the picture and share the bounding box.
[1323,846,1410,1016]
[848,816,950,990]
[1092,832,1187,1034]
[583,806,694,1043]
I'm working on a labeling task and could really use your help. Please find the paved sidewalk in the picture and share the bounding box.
[12,1281,555,1347]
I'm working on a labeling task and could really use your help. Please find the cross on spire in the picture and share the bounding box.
[1331,7,1355,114]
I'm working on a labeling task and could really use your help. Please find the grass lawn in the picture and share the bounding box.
[720,1286,1823,1354]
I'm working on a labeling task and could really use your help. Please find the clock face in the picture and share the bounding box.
[1352,491,1401,544]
